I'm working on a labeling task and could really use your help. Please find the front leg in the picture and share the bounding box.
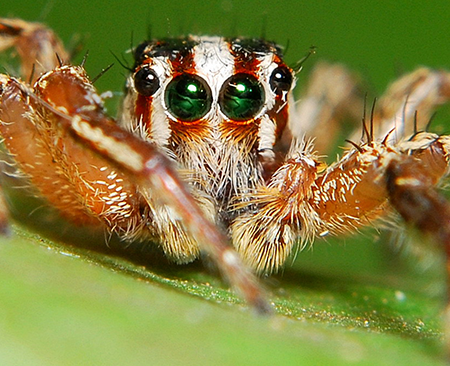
[0,65,271,313]
[232,134,450,274]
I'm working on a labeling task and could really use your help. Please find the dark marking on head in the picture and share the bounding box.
[134,37,198,73]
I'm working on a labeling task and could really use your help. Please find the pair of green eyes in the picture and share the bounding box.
[134,67,292,122]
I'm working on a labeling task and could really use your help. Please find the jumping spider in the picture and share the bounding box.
[0,18,450,316]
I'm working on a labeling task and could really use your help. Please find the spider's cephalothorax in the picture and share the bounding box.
[1,19,450,314]
[120,37,294,225]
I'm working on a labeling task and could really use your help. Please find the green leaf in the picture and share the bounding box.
[0,223,445,366]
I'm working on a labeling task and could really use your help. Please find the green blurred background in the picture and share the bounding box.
[3,0,449,92]
[0,0,449,365]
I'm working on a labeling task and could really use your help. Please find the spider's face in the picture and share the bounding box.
[121,36,294,209]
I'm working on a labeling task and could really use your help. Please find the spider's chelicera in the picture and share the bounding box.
[0,19,450,315]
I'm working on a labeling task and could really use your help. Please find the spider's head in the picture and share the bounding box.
[121,36,295,204]
[122,36,294,151]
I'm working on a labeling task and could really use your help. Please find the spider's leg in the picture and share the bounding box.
[292,62,364,154]
[386,136,450,353]
[387,151,450,261]
[0,18,68,82]
[350,68,450,143]
[0,19,70,231]
[0,71,144,232]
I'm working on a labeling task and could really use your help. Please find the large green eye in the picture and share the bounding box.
[219,73,265,121]
[164,74,211,121]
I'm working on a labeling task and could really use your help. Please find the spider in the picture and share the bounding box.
[0,18,450,316]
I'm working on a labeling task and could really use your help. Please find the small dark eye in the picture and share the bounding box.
[164,74,212,121]
[269,66,293,95]
[219,73,265,121]
[134,67,160,97]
